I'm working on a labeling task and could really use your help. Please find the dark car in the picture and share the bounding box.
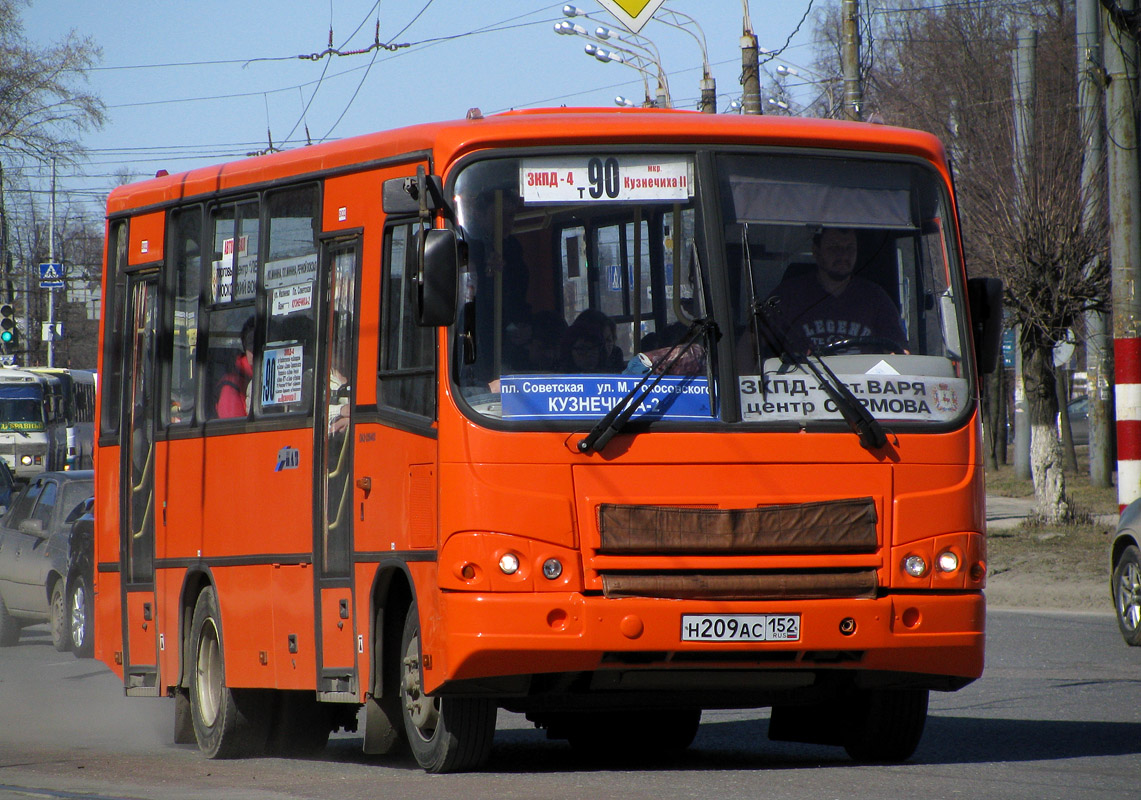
[1110,498,1141,646]
[0,470,94,649]
[0,459,15,510]
[65,498,94,657]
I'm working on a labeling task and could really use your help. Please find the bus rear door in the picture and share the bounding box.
[120,272,161,695]
[314,236,360,699]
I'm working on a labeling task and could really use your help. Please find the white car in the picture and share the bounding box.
[1111,498,1141,646]
[0,470,93,649]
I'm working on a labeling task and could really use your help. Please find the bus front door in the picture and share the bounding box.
[314,237,360,700]
[120,273,160,696]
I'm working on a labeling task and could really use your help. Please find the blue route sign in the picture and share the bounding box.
[38,262,65,289]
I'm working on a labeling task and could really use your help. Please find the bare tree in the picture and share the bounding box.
[0,0,103,164]
[815,0,1109,521]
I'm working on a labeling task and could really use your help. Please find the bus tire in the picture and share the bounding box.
[842,687,928,763]
[399,602,495,773]
[68,574,94,658]
[50,579,70,652]
[1112,545,1141,646]
[189,586,270,758]
[0,595,19,646]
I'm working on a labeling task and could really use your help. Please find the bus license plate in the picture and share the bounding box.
[681,614,801,642]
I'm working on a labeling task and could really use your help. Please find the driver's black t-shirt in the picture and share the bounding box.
[767,272,906,354]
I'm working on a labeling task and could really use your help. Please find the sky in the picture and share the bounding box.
[18,1,826,229]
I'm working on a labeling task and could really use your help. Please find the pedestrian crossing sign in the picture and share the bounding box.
[594,0,666,33]
[39,262,65,288]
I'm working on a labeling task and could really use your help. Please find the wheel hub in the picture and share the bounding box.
[402,634,439,735]
[1119,562,1141,630]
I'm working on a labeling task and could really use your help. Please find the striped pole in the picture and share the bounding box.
[1106,0,1141,511]
[1116,339,1141,510]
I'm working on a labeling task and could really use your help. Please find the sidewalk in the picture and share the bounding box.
[985,494,1119,530]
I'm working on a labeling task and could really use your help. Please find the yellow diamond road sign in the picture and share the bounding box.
[595,0,667,33]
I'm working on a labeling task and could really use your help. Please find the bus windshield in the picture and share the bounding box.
[0,386,45,428]
[451,151,969,431]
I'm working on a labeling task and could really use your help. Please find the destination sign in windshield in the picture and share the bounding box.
[519,155,694,204]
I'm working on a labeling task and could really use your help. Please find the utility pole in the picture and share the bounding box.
[1104,0,1141,508]
[47,156,55,368]
[740,1,762,114]
[1078,0,1113,487]
[841,0,863,120]
[1012,28,1038,481]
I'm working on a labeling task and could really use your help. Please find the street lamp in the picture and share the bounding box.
[553,17,670,107]
[614,95,637,107]
[775,64,838,118]
[649,8,715,113]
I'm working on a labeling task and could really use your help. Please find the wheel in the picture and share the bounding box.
[1112,545,1141,646]
[68,575,94,658]
[50,579,70,652]
[188,586,271,758]
[0,593,20,646]
[400,603,496,772]
[559,709,702,758]
[842,688,928,762]
[815,336,907,356]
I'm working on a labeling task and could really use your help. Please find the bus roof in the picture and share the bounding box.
[105,108,949,215]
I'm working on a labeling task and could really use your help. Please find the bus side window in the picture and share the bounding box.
[99,220,129,440]
[167,206,202,426]
[378,222,435,419]
[258,185,319,417]
[205,200,259,421]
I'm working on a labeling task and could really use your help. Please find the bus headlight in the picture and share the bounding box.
[936,550,960,573]
[498,552,521,575]
[902,554,928,578]
[19,455,32,466]
[542,558,563,580]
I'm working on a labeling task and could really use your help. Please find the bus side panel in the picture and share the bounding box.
[94,569,124,680]
[200,429,314,558]
[156,564,186,692]
[354,423,438,554]
[212,565,276,689]
[200,428,315,689]
[319,585,355,670]
[272,563,317,689]
[94,443,124,678]
[158,438,204,563]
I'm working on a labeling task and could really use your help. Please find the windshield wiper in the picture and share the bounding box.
[577,317,719,455]
[751,297,887,450]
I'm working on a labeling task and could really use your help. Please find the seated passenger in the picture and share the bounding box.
[559,323,607,374]
[214,317,255,419]
[573,308,624,372]
[766,227,906,355]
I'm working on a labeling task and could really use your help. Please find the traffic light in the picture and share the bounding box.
[0,304,17,348]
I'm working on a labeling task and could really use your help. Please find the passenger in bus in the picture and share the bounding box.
[572,309,624,372]
[765,227,906,356]
[559,323,608,374]
[214,317,255,418]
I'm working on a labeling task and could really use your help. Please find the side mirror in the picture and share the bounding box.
[18,518,45,537]
[416,228,459,327]
[967,277,1003,375]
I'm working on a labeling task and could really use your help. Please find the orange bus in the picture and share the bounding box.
[95,107,1002,772]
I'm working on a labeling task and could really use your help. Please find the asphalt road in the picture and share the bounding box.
[0,608,1138,800]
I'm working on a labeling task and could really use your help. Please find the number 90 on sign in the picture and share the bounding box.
[681,614,800,642]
